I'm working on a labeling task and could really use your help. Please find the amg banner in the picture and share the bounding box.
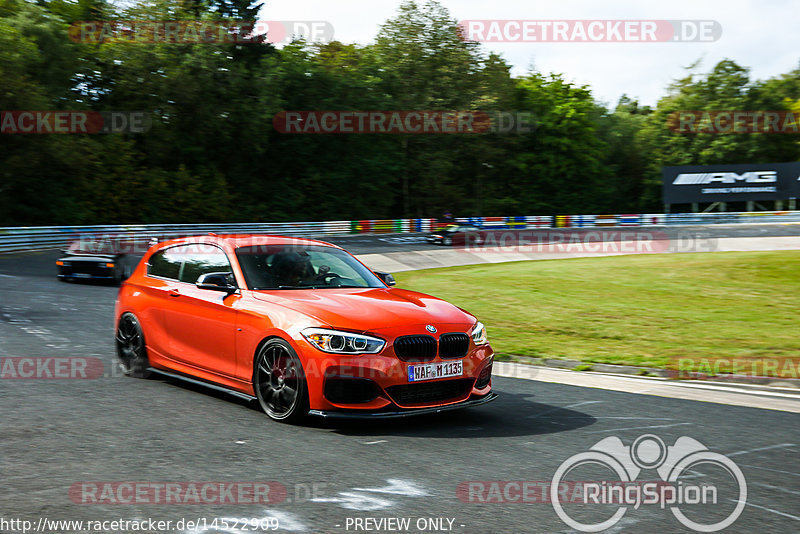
[662,162,800,204]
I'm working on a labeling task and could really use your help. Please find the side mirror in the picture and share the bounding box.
[196,272,237,294]
[374,271,396,286]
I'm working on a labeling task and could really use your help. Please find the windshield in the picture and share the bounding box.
[67,240,117,255]
[235,245,386,290]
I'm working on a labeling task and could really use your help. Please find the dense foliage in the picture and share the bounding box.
[1,0,798,225]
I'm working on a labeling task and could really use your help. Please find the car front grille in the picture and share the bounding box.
[438,333,470,359]
[385,378,474,406]
[393,335,437,362]
[393,332,472,361]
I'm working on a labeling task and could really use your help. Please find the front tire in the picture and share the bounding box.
[116,312,151,378]
[254,339,309,422]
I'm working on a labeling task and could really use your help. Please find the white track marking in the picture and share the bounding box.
[264,510,307,531]
[730,500,800,521]
[309,479,428,511]
[527,400,604,419]
[676,469,708,480]
[1,309,73,348]
[351,479,429,496]
[726,443,796,457]
[361,440,387,445]
[560,416,675,420]
[309,491,394,511]
[495,362,800,413]
[739,464,800,477]
[584,422,693,434]
[752,482,800,497]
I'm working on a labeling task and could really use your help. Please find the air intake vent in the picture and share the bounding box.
[476,363,492,389]
[324,378,378,404]
[386,379,473,406]
[393,335,437,362]
[439,333,470,359]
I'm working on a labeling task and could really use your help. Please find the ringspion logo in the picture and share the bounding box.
[551,434,746,532]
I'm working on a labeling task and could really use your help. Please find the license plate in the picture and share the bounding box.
[73,273,92,278]
[408,361,463,382]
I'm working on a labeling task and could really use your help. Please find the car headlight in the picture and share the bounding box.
[471,321,488,345]
[302,328,385,355]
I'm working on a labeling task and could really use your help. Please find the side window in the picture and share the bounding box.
[147,248,182,280]
[180,248,233,284]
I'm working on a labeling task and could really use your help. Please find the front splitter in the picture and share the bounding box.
[308,392,498,420]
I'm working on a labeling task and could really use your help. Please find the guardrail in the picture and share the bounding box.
[2,211,799,253]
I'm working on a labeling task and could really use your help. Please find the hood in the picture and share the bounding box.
[59,254,117,262]
[251,287,475,332]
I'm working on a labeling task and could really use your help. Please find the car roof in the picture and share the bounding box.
[153,233,342,252]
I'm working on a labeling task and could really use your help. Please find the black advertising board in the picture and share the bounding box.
[662,162,800,204]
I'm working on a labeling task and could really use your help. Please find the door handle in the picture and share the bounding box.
[168,289,181,297]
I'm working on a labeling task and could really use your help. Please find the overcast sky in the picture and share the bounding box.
[259,0,800,108]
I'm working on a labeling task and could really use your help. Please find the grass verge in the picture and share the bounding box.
[395,251,800,376]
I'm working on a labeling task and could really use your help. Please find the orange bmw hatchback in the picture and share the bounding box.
[114,234,496,422]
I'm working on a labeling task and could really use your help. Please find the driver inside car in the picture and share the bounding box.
[271,251,316,287]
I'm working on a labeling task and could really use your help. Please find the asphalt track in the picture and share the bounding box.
[1,226,799,534]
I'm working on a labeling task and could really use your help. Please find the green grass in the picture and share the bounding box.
[396,251,800,374]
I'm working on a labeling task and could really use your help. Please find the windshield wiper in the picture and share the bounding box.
[276,285,318,290]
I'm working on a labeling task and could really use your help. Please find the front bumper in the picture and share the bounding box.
[58,261,116,279]
[57,273,115,280]
[301,339,494,412]
[308,392,498,419]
